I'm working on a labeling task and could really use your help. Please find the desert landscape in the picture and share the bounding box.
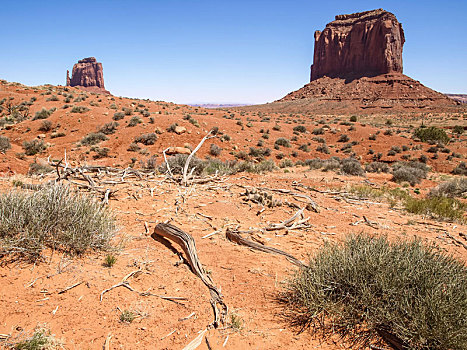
[0,6,466,350]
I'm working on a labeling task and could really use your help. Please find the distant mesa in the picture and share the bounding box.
[279,9,457,111]
[66,57,110,94]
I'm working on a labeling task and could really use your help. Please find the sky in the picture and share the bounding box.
[1,0,466,104]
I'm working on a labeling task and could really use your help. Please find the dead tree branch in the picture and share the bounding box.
[152,223,227,328]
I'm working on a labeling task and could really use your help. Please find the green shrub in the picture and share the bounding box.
[316,144,329,154]
[279,159,294,168]
[80,132,108,146]
[414,126,450,144]
[429,178,467,198]
[349,115,357,122]
[0,135,11,153]
[92,147,109,159]
[293,125,306,133]
[128,116,142,127]
[275,137,291,148]
[337,134,349,142]
[22,139,46,155]
[340,158,365,176]
[112,112,125,120]
[392,161,429,186]
[365,161,390,173]
[0,184,117,261]
[38,120,52,132]
[134,133,157,145]
[119,310,135,323]
[280,234,467,350]
[127,143,141,152]
[28,162,54,175]
[103,254,117,268]
[405,196,466,221]
[312,128,324,135]
[99,122,119,135]
[453,125,464,135]
[32,107,54,120]
[14,326,62,350]
[452,162,467,175]
[70,106,89,114]
[167,123,178,132]
[209,144,222,156]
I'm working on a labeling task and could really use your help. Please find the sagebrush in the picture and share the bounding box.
[0,184,117,261]
[280,234,467,349]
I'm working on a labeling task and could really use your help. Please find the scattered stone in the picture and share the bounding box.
[165,147,191,155]
[174,126,187,135]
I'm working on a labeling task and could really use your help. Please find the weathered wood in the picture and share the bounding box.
[153,223,227,328]
[182,130,213,186]
[226,229,305,267]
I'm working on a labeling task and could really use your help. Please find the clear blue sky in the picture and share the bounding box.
[1,0,466,104]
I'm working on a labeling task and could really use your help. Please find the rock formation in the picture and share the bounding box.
[66,57,109,94]
[277,9,457,112]
[310,9,404,81]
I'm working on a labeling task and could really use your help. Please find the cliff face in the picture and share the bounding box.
[310,9,405,81]
[66,57,109,94]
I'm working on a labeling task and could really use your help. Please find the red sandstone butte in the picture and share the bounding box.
[66,57,110,94]
[310,9,404,81]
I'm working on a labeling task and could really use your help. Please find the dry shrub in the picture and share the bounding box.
[429,177,467,198]
[280,234,467,350]
[0,184,117,262]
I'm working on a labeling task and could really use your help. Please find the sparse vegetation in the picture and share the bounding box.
[0,184,116,261]
[128,116,142,127]
[99,122,119,135]
[14,325,62,350]
[405,196,466,222]
[28,162,54,175]
[70,106,89,114]
[452,162,467,175]
[429,178,467,198]
[274,137,291,148]
[112,112,125,120]
[80,132,108,146]
[38,120,52,132]
[33,107,55,120]
[365,161,390,173]
[392,161,428,186]
[340,158,365,176]
[209,144,222,156]
[134,133,157,145]
[119,310,136,323]
[0,135,11,153]
[293,125,306,133]
[414,126,450,144]
[103,254,117,268]
[22,139,46,155]
[280,234,467,350]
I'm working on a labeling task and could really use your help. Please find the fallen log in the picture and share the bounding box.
[226,228,305,267]
[152,223,227,328]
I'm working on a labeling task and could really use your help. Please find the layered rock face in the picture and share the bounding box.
[277,9,457,112]
[66,57,109,94]
[310,9,404,81]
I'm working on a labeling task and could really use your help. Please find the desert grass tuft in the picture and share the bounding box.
[279,234,467,350]
[0,184,117,262]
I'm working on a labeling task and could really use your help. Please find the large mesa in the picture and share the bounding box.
[66,57,110,94]
[278,9,457,112]
[310,9,404,81]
